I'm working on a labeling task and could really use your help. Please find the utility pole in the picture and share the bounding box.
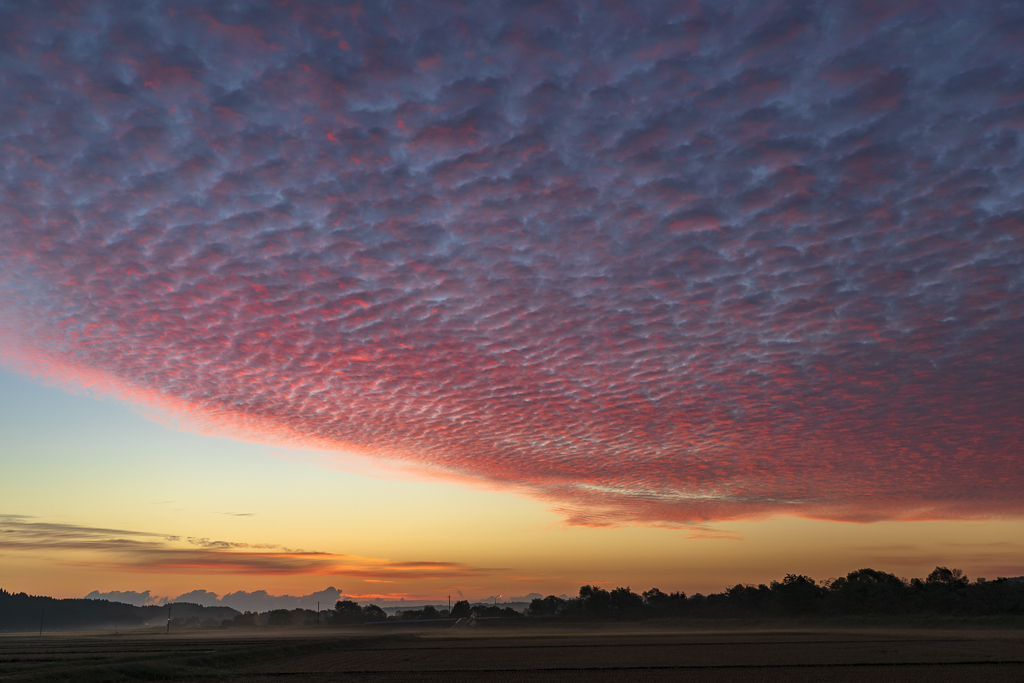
[317,601,320,626]
[448,595,451,614]
[38,609,44,636]
[166,605,171,634]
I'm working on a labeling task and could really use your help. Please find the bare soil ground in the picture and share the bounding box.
[2,626,1023,682]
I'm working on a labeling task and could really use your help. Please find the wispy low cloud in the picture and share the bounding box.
[679,525,743,541]
[0,515,501,580]
[0,514,179,551]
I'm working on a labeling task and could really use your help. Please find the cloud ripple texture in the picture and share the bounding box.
[1,1,1022,524]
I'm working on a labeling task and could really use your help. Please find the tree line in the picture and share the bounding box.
[5,566,1023,632]
[330,599,523,623]
[325,567,1024,624]
[525,567,1024,620]
[0,590,238,632]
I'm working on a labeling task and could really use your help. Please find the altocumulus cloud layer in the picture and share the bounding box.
[1,1,1022,524]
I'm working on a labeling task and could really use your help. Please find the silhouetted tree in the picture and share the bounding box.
[398,604,441,620]
[528,595,567,616]
[665,591,689,616]
[642,588,669,607]
[266,609,292,626]
[826,568,907,615]
[576,584,611,617]
[918,566,971,613]
[725,584,771,615]
[230,612,257,628]
[450,599,472,618]
[771,574,821,615]
[927,566,968,588]
[362,604,386,621]
[609,587,644,617]
[333,599,364,624]
[470,604,523,618]
[470,604,496,618]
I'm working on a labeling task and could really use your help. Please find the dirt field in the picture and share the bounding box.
[2,626,1023,682]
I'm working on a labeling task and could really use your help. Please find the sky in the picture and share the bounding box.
[1,0,1023,605]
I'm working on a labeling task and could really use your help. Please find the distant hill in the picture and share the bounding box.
[0,589,239,632]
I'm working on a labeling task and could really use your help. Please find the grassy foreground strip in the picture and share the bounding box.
[2,629,1024,682]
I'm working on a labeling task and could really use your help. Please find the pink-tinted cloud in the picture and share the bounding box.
[1,1,1022,525]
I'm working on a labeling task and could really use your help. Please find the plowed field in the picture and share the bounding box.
[2,626,1023,682]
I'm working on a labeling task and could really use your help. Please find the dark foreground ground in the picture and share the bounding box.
[2,625,1024,682]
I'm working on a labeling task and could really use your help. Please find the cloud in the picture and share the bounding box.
[1,1,1022,526]
[83,586,345,611]
[169,587,343,613]
[679,526,743,541]
[0,515,499,580]
[0,515,179,552]
[83,589,159,607]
